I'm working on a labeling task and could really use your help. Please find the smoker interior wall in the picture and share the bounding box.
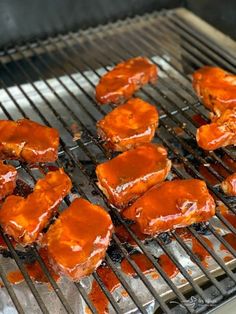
[186,0,236,41]
[0,0,235,49]
[0,0,182,49]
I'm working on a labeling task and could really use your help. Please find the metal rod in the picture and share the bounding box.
[0,263,24,313]
[0,9,236,313]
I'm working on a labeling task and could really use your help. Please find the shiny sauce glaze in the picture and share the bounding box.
[196,108,236,150]
[96,143,171,209]
[43,198,113,281]
[7,248,59,285]
[123,179,215,235]
[176,229,213,267]
[192,66,236,117]
[220,233,236,262]
[221,172,236,196]
[88,253,178,314]
[95,57,157,105]
[0,119,59,163]
[0,169,72,245]
[97,98,158,152]
[0,161,17,200]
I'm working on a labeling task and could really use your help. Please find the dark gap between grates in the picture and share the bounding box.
[0,8,235,314]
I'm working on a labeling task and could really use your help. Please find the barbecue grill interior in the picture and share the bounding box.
[0,7,236,314]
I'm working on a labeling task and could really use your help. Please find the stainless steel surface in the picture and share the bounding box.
[208,295,236,314]
[0,8,236,313]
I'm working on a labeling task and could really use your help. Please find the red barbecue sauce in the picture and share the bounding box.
[219,205,236,228]
[218,205,236,261]
[198,154,236,186]
[115,224,149,246]
[220,233,236,262]
[88,253,178,314]
[7,248,59,286]
[176,229,213,267]
[192,114,208,127]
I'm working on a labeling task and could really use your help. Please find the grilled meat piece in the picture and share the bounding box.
[221,173,236,196]
[43,198,113,281]
[0,169,72,245]
[196,108,236,150]
[97,98,159,151]
[192,67,236,118]
[0,162,17,200]
[123,179,215,235]
[96,143,171,209]
[96,57,157,105]
[0,119,59,163]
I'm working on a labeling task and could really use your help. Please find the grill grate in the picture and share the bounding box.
[0,8,236,313]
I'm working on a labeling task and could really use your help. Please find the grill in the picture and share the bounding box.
[0,7,236,314]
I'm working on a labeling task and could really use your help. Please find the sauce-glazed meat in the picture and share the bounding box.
[221,173,236,196]
[96,57,157,105]
[0,169,72,245]
[0,162,17,200]
[196,108,236,150]
[96,143,171,209]
[0,119,59,163]
[123,179,215,235]
[43,198,113,281]
[192,67,236,118]
[97,98,159,151]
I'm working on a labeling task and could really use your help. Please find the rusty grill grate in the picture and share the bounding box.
[0,8,236,314]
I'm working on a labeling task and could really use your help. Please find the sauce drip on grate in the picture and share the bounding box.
[88,253,178,314]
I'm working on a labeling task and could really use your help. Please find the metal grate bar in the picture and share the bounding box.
[63,23,236,294]
[171,231,226,296]
[1,51,157,314]
[10,52,159,314]
[71,28,236,221]
[0,99,86,313]
[0,9,236,314]
[83,21,236,210]
[0,262,24,313]
[16,43,195,310]
[87,36,228,182]
[58,33,236,300]
[113,233,172,313]
[170,13,236,67]
[160,17,236,73]
[23,36,210,312]
[0,231,49,313]
[22,43,109,158]
[37,30,212,310]
[20,39,179,312]
[98,16,236,163]
[1,53,100,166]
[0,67,109,313]
[0,82,122,314]
[67,21,236,174]
[44,23,236,304]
